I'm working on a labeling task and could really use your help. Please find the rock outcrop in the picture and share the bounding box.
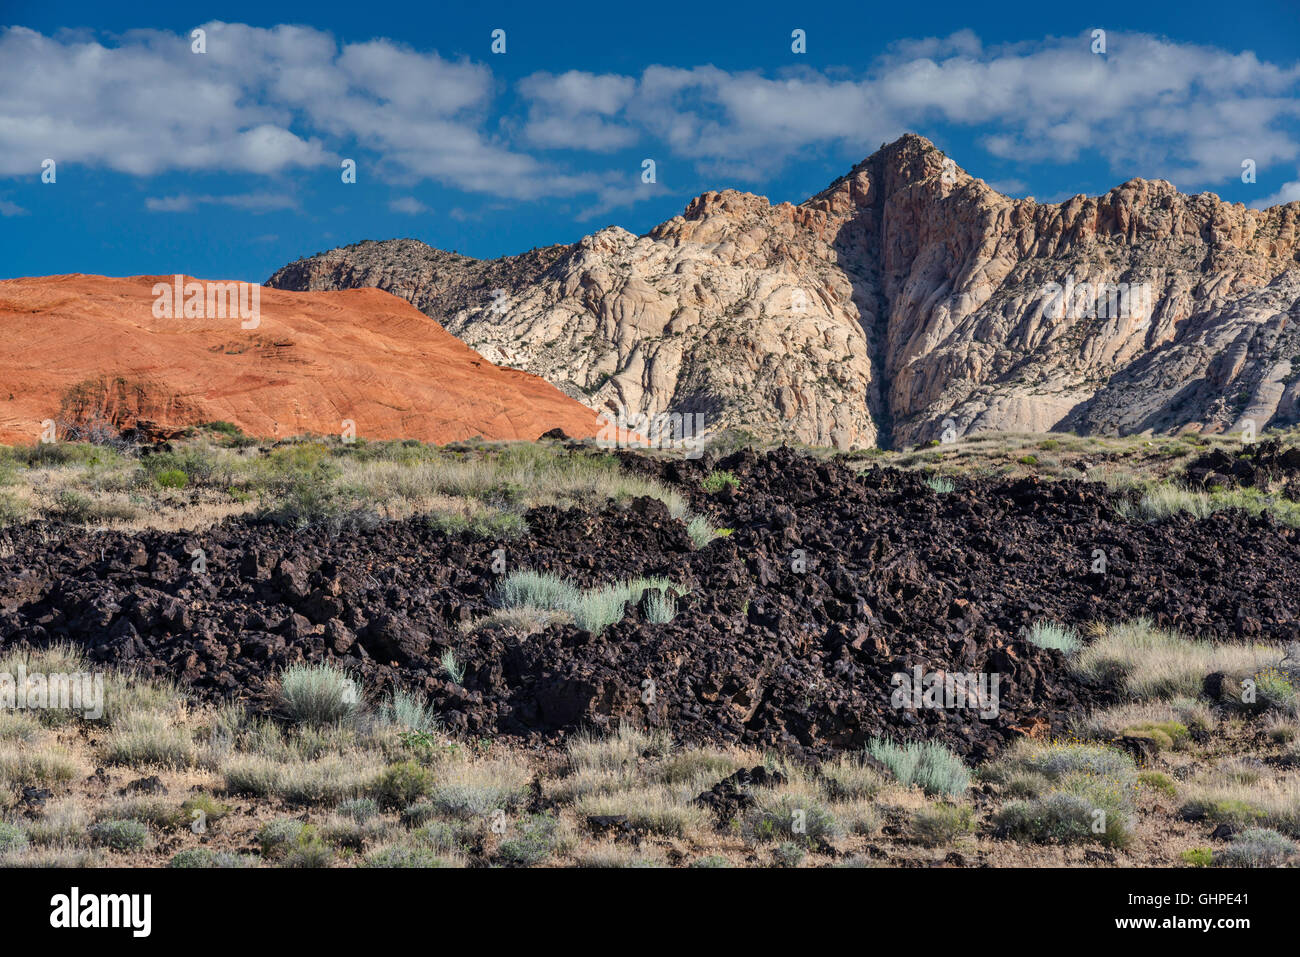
[0,274,608,445]
[268,135,1300,449]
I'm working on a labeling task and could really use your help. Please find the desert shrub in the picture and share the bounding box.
[23,800,88,847]
[493,571,682,635]
[100,711,195,769]
[686,514,723,548]
[567,724,671,774]
[0,743,78,790]
[153,468,188,489]
[925,476,955,494]
[498,813,566,866]
[279,663,360,726]
[1179,796,1269,828]
[440,650,466,685]
[337,798,381,823]
[574,786,710,837]
[223,753,377,806]
[994,792,1131,847]
[1003,740,1136,785]
[411,820,473,854]
[866,737,970,797]
[256,818,324,861]
[1122,720,1191,752]
[1135,484,1214,521]
[818,754,886,802]
[371,761,436,809]
[771,842,806,867]
[1025,621,1081,653]
[422,508,529,540]
[426,758,531,819]
[912,804,975,846]
[652,748,740,786]
[643,591,677,624]
[201,421,243,438]
[0,712,42,743]
[180,794,229,829]
[88,819,149,851]
[1251,667,1297,713]
[1073,618,1275,700]
[282,840,334,868]
[0,820,28,854]
[363,844,454,868]
[0,492,28,526]
[168,848,254,868]
[1214,828,1296,867]
[495,571,581,612]
[45,490,141,524]
[741,793,840,846]
[690,855,732,868]
[377,689,440,734]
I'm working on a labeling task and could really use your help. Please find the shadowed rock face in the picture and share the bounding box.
[268,134,1300,450]
[0,274,608,445]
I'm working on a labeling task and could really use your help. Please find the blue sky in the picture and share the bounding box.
[2,0,1298,282]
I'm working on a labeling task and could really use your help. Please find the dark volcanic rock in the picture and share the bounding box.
[3,447,1300,761]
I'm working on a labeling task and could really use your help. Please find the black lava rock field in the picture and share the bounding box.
[4,447,1299,762]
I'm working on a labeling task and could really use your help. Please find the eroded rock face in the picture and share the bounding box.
[268,135,1300,449]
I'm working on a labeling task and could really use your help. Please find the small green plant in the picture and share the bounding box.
[702,471,740,493]
[1137,771,1178,798]
[0,820,28,853]
[1181,847,1213,867]
[154,468,188,489]
[1018,455,1039,466]
[179,794,230,829]
[926,476,955,494]
[201,420,244,437]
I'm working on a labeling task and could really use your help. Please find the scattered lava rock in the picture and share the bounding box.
[1185,438,1300,494]
[120,776,168,796]
[695,766,788,824]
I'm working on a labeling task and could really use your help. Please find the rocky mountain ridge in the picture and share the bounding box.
[268,135,1300,449]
